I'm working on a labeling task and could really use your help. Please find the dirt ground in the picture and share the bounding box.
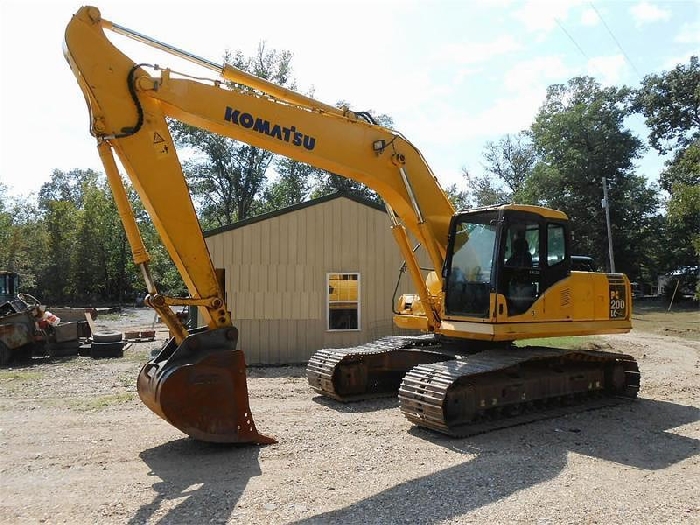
[0,305,698,524]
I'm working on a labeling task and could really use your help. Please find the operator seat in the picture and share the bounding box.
[505,237,536,315]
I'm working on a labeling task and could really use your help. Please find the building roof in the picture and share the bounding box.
[204,192,385,238]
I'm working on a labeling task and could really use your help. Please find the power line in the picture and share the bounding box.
[555,17,590,61]
[589,2,641,76]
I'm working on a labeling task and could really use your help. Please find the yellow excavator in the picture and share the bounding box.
[64,6,639,443]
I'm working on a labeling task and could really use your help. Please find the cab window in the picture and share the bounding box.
[547,224,566,266]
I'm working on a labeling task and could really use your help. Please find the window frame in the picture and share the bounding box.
[546,223,567,268]
[326,272,361,332]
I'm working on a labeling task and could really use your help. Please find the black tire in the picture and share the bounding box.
[15,345,34,362]
[91,341,125,358]
[0,341,11,367]
[50,342,80,357]
[92,330,123,344]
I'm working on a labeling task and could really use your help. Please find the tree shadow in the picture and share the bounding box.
[128,438,263,525]
[291,399,699,524]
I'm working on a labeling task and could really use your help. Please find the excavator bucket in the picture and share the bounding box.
[137,327,276,444]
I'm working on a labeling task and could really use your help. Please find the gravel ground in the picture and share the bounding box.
[0,308,698,524]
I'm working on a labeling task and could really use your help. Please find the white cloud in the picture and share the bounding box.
[630,1,672,27]
[503,56,571,91]
[470,89,549,134]
[407,55,572,153]
[513,0,586,33]
[587,55,627,85]
[436,35,521,65]
[675,21,700,43]
[580,7,600,27]
[663,54,697,70]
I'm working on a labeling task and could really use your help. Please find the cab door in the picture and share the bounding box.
[497,214,541,318]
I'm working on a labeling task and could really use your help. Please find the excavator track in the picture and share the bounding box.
[307,335,451,401]
[399,346,640,437]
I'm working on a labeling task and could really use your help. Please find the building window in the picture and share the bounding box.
[327,273,360,331]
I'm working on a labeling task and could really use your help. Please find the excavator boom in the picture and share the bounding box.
[64,5,452,443]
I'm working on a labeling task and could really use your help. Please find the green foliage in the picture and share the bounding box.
[0,169,183,305]
[443,183,470,210]
[256,156,316,214]
[309,174,382,204]
[74,174,108,301]
[453,132,536,209]
[633,56,699,154]
[634,57,700,294]
[460,168,510,207]
[482,132,537,201]
[41,199,80,301]
[38,168,100,211]
[527,76,659,278]
[171,42,294,227]
[0,185,47,289]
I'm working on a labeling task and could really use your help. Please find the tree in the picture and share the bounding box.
[442,182,470,210]
[527,77,659,277]
[658,142,700,296]
[38,168,99,211]
[311,173,382,203]
[40,199,80,302]
[482,132,537,200]
[460,167,510,208]
[171,43,294,228]
[71,175,133,303]
[634,57,700,296]
[0,185,48,291]
[256,156,317,214]
[452,132,536,209]
[172,131,273,228]
[633,56,699,154]
[0,184,12,268]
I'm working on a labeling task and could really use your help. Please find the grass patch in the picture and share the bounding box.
[121,350,151,365]
[117,373,136,388]
[0,370,43,382]
[66,392,135,411]
[632,302,699,340]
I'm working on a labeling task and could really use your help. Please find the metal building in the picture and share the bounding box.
[204,193,421,365]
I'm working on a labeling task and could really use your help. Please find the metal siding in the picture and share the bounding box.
[205,197,423,365]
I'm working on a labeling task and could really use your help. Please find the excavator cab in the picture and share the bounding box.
[0,272,20,303]
[443,206,571,320]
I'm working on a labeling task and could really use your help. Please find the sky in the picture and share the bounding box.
[0,0,698,199]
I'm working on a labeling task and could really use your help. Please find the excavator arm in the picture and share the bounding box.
[64,6,454,442]
[64,6,454,335]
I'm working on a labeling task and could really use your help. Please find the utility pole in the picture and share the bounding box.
[601,177,616,273]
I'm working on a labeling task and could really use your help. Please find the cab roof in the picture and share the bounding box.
[457,203,568,221]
